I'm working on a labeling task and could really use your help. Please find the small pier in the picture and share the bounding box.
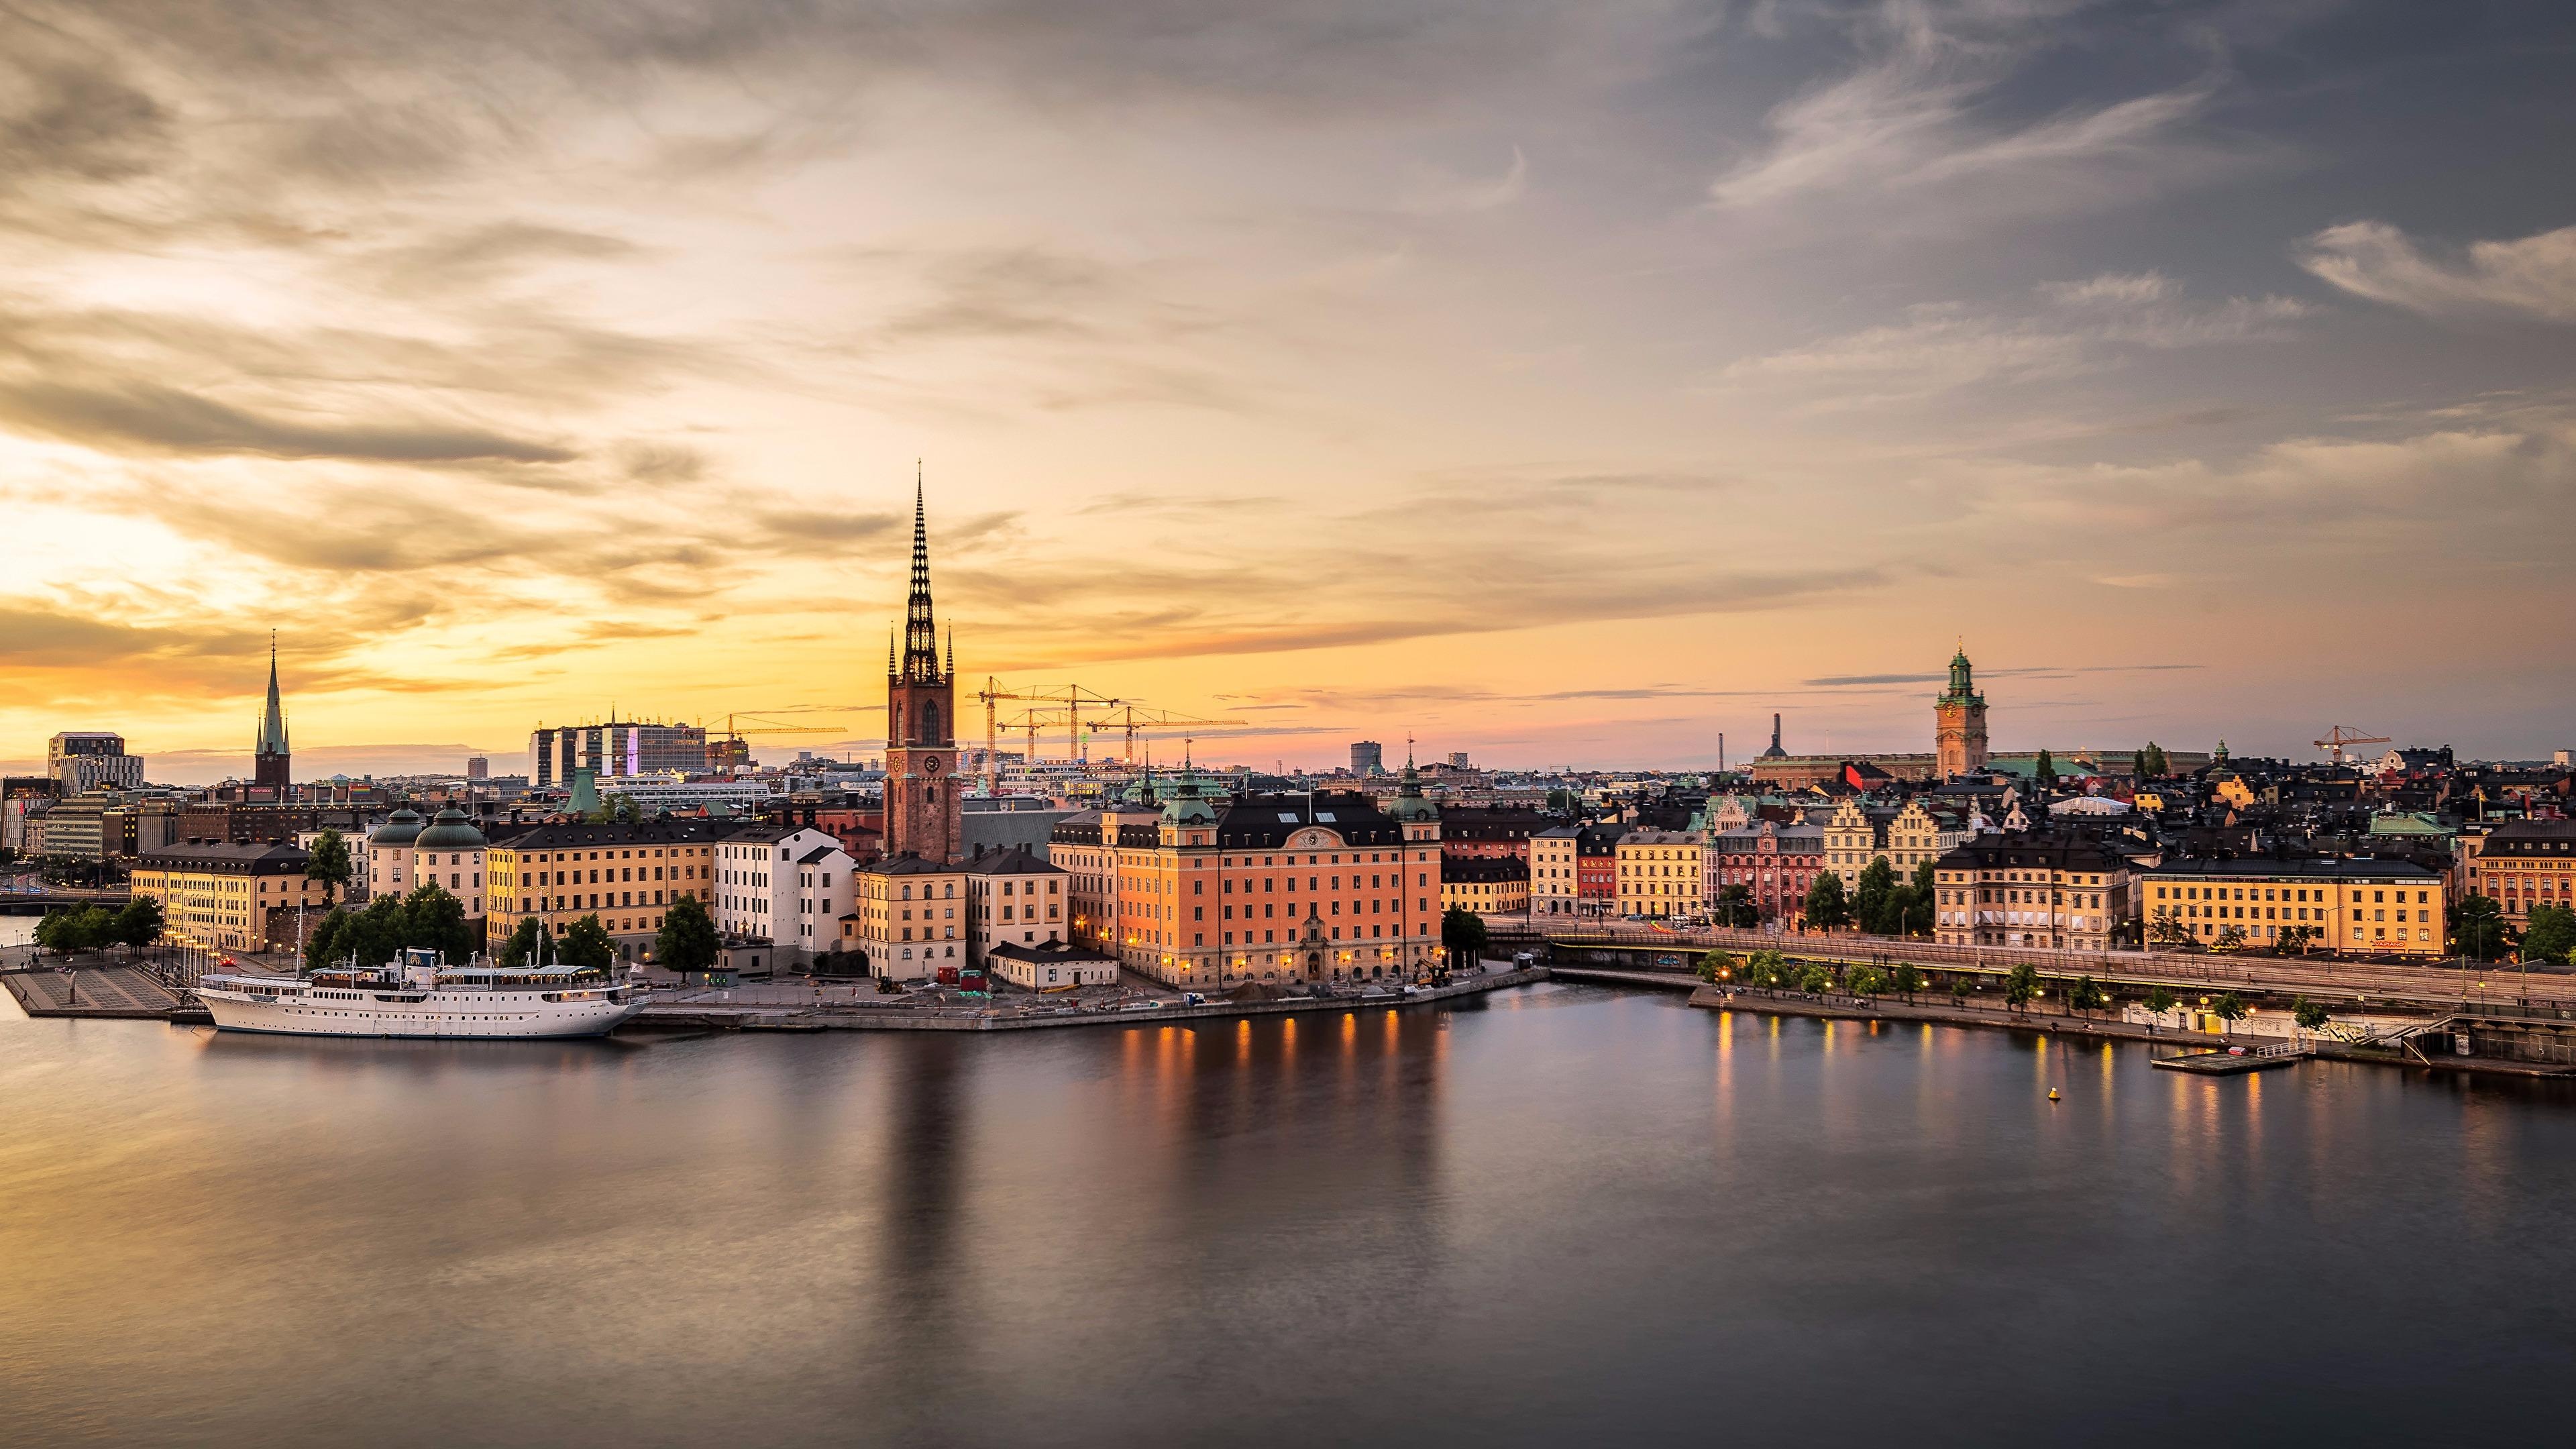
[3,965,186,1020]
[2151,1044,2309,1075]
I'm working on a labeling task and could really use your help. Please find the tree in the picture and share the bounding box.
[2211,991,2249,1035]
[2149,907,2192,951]
[2451,894,2511,962]
[304,907,352,974]
[496,915,547,971]
[656,894,720,976]
[2065,975,2107,1016]
[2275,923,2320,957]
[1544,788,1576,814]
[1740,948,1787,989]
[2214,924,2248,952]
[2143,985,2178,1030]
[304,828,353,906]
[110,896,164,949]
[1899,860,1938,937]
[1853,858,1898,934]
[2142,742,2169,777]
[1805,870,1851,930]
[1697,949,1738,984]
[2292,996,2330,1032]
[399,883,476,963]
[557,914,618,973]
[1440,906,1489,973]
[1846,964,1887,1000]
[1885,961,1924,1002]
[2520,904,2576,967]
[2033,748,2057,785]
[1713,884,1760,929]
[2002,962,2039,1014]
[1796,962,1833,994]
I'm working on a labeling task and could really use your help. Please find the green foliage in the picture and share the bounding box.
[2148,907,2192,950]
[2141,742,2169,777]
[1852,858,1898,934]
[1696,949,1737,984]
[1713,884,1760,929]
[2214,924,2247,952]
[1544,788,1576,813]
[304,828,352,905]
[655,894,720,975]
[1804,870,1850,930]
[2211,992,2249,1029]
[2002,962,2040,1012]
[2520,904,2576,967]
[2292,996,2330,1031]
[1845,964,1886,998]
[2033,748,2056,784]
[1795,962,1833,994]
[36,905,120,954]
[497,915,547,971]
[1440,906,1489,967]
[304,908,352,974]
[2144,985,2179,1017]
[2275,923,2320,956]
[1888,962,1925,1000]
[2450,894,2511,962]
[1737,948,1787,989]
[557,914,618,972]
[400,883,476,964]
[110,896,164,948]
[2065,975,2108,1015]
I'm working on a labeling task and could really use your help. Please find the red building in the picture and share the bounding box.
[1707,820,1826,921]
[1438,806,1553,862]
[1576,823,1621,910]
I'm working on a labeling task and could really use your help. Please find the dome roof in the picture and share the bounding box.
[370,808,425,847]
[413,806,486,850]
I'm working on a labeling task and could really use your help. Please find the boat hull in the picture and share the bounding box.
[199,989,646,1039]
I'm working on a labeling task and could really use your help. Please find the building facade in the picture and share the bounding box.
[714,824,855,967]
[846,854,971,980]
[2137,858,2447,957]
[1707,820,1825,921]
[1616,828,1702,918]
[2461,820,2576,924]
[1529,823,1582,916]
[131,843,329,953]
[482,821,718,962]
[1932,833,2130,950]
[1442,855,1530,915]
[527,721,710,788]
[965,847,1069,960]
[883,482,963,864]
[49,732,142,794]
[1934,646,1990,780]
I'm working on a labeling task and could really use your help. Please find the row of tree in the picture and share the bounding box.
[34,898,164,955]
[1801,859,1937,936]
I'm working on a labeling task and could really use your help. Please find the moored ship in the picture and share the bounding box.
[196,947,648,1038]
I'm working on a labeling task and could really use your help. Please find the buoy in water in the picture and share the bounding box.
[2047,1088,2060,1102]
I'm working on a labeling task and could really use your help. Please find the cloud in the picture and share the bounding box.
[1709,3,2222,216]
[0,378,575,464]
[1401,146,1527,214]
[1721,270,2306,402]
[2297,221,2576,324]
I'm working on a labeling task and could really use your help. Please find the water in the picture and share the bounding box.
[5,983,2573,1447]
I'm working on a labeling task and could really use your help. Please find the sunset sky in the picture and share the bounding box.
[2,0,2571,783]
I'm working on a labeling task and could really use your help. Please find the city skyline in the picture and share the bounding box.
[3,1,2571,774]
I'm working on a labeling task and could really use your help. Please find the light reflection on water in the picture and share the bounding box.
[6,981,2576,1448]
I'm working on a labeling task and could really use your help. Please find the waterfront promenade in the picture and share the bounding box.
[1509,920,2576,1013]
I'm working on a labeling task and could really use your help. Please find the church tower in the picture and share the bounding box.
[254,633,292,791]
[1933,644,1989,779]
[884,473,962,862]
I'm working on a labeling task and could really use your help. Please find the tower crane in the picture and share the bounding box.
[1090,704,1248,761]
[975,679,1124,792]
[2314,725,2391,767]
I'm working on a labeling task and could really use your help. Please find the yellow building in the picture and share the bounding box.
[1442,856,1529,915]
[2461,820,2576,924]
[2138,858,2446,956]
[845,853,971,980]
[1933,834,2132,951]
[131,843,331,953]
[483,820,718,963]
[1616,828,1701,918]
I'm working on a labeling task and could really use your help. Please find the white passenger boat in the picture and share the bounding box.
[197,947,649,1039]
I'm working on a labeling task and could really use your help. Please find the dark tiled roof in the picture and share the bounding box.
[489,821,724,850]
[861,853,969,876]
[140,842,309,870]
[1214,793,1403,849]
[1933,833,2125,871]
[2145,856,2443,880]
[987,939,1118,965]
[1443,856,1523,884]
[967,847,1062,876]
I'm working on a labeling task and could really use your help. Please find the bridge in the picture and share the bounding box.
[0,888,136,914]
[1491,921,2576,1014]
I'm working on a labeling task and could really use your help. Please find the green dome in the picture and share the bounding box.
[370,808,425,848]
[413,807,486,850]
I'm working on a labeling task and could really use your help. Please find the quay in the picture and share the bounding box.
[2,965,186,1020]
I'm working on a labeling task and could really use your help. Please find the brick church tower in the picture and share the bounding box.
[883,476,962,862]
[1933,644,1989,780]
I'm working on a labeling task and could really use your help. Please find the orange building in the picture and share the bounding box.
[1051,780,1443,987]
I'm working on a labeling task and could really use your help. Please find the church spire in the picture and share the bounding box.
[258,632,288,755]
[901,462,942,684]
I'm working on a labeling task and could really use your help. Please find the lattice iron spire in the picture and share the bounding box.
[901,462,941,683]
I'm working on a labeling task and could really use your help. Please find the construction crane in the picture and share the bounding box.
[709,708,871,766]
[975,680,1124,792]
[2314,724,2391,766]
[1089,704,1248,761]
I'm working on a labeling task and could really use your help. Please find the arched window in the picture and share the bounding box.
[922,701,941,741]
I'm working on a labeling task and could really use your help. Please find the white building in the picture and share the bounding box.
[713,824,854,967]
[1530,822,1581,917]
[986,939,1119,991]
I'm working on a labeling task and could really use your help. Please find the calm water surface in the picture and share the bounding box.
[5,981,2573,1446]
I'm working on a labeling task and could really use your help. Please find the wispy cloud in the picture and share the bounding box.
[2297,221,2576,324]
